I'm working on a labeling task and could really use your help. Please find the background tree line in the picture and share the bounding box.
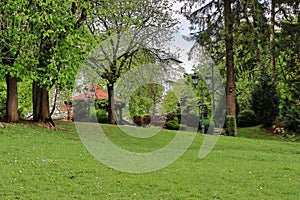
[0,0,91,126]
[178,0,300,135]
[0,0,175,127]
[0,0,299,135]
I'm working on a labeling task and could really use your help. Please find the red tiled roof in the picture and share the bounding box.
[95,88,108,99]
[72,86,123,103]
[72,93,87,101]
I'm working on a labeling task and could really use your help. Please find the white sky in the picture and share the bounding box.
[170,1,196,73]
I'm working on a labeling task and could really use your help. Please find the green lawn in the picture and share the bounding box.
[0,122,299,199]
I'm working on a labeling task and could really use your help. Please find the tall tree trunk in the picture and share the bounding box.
[6,74,19,122]
[32,81,55,127]
[107,83,116,124]
[270,0,276,77]
[40,85,52,122]
[224,0,237,136]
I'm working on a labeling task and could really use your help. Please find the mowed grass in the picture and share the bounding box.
[0,122,299,199]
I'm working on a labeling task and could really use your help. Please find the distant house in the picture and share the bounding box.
[143,53,185,116]
[163,57,185,94]
[72,85,123,103]
[69,85,125,122]
[161,56,185,96]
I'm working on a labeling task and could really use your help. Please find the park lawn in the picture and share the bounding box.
[0,122,299,200]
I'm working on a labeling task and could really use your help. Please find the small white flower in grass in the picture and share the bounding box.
[256,186,263,190]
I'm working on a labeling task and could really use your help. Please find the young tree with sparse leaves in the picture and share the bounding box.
[86,0,177,124]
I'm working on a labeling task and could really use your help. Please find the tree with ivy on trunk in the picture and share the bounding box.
[178,0,291,135]
[179,0,238,135]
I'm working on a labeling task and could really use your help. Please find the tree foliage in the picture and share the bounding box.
[85,0,177,124]
[179,0,300,132]
[129,83,163,117]
[251,71,280,127]
[0,0,36,122]
[0,0,299,133]
[0,0,92,125]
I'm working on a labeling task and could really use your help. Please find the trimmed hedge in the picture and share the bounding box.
[237,109,258,127]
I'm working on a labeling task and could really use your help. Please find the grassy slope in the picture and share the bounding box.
[0,122,299,200]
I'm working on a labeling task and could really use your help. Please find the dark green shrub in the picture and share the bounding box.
[0,107,5,119]
[165,117,179,130]
[95,98,108,110]
[176,114,181,124]
[237,110,258,127]
[226,115,236,136]
[280,99,300,134]
[96,109,108,123]
[251,72,279,127]
[89,108,106,123]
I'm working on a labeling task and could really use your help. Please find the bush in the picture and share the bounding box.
[237,110,258,127]
[226,115,236,136]
[94,98,109,110]
[96,109,108,123]
[165,117,179,130]
[84,108,108,123]
[251,72,279,127]
[280,99,300,134]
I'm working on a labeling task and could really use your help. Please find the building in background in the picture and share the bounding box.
[161,55,185,96]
